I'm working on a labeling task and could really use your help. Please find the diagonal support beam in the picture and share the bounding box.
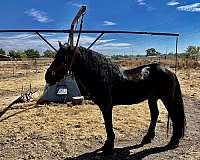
[87,33,104,50]
[36,32,57,52]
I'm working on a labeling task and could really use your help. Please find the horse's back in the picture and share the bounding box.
[120,63,159,81]
[112,63,176,105]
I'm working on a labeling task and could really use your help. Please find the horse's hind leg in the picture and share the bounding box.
[161,95,185,147]
[141,99,159,144]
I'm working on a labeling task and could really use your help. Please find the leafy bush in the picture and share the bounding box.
[0,48,6,55]
[43,50,56,58]
[24,48,40,58]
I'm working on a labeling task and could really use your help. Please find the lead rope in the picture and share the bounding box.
[67,13,84,74]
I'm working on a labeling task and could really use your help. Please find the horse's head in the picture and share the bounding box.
[45,42,73,85]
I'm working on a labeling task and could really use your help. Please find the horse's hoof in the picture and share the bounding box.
[102,148,114,156]
[98,145,114,156]
[167,137,179,149]
[141,138,151,145]
[100,141,114,156]
[141,134,154,145]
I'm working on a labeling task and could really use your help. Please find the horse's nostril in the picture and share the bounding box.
[52,71,55,75]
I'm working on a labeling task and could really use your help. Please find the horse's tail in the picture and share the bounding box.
[171,76,186,139]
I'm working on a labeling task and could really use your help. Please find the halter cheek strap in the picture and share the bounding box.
[67,47,79,74]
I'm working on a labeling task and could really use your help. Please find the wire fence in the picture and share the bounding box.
[112,56,200,71]
[0,55,199,80]
[0,58,53,79]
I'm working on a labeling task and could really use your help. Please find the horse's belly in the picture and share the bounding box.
[112,82,148,105]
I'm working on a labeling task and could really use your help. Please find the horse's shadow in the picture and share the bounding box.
[65,143,176,160]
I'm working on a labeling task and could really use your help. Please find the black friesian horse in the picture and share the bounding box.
[45,42,186,154]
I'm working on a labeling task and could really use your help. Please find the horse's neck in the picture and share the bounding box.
[74,49,121,84]
[74,49,101,75]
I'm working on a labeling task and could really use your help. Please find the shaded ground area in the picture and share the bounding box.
[65,97,200,160]
[0,69,200,160]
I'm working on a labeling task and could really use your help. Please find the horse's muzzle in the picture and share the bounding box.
[45,71,56,86]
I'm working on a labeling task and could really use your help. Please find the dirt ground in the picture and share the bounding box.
[0,68,200,160]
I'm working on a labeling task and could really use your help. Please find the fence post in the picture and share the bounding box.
[34,58,38,73]
[12,59,15,77]
[175,36,179,73]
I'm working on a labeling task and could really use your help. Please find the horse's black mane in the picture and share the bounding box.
[76,46,124,83]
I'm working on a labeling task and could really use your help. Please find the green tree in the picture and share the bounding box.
[43,50,56,58]
[24,48,40,58]
[9,50,27,58]
[146,48,160,56]
[18,52,27,58]
[9,50,17,58]
[168,52,174,55]
[185,46,200,60]
[0,48,6,55]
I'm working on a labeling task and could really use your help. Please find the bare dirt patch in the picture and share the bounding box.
[0,68,199,160]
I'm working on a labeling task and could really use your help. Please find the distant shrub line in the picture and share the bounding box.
[0,48,56,58]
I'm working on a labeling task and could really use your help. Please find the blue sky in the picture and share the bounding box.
[0,0,200,55]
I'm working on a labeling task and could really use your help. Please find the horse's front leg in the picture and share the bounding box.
[100,107,115,154]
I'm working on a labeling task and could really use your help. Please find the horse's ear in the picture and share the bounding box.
[66,43,70,47]
[58,41,63,48]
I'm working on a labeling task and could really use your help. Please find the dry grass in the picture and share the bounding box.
[0,58,52,79]
[0,60,200,159]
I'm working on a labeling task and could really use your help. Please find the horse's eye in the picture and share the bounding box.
[52,71,55,75]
